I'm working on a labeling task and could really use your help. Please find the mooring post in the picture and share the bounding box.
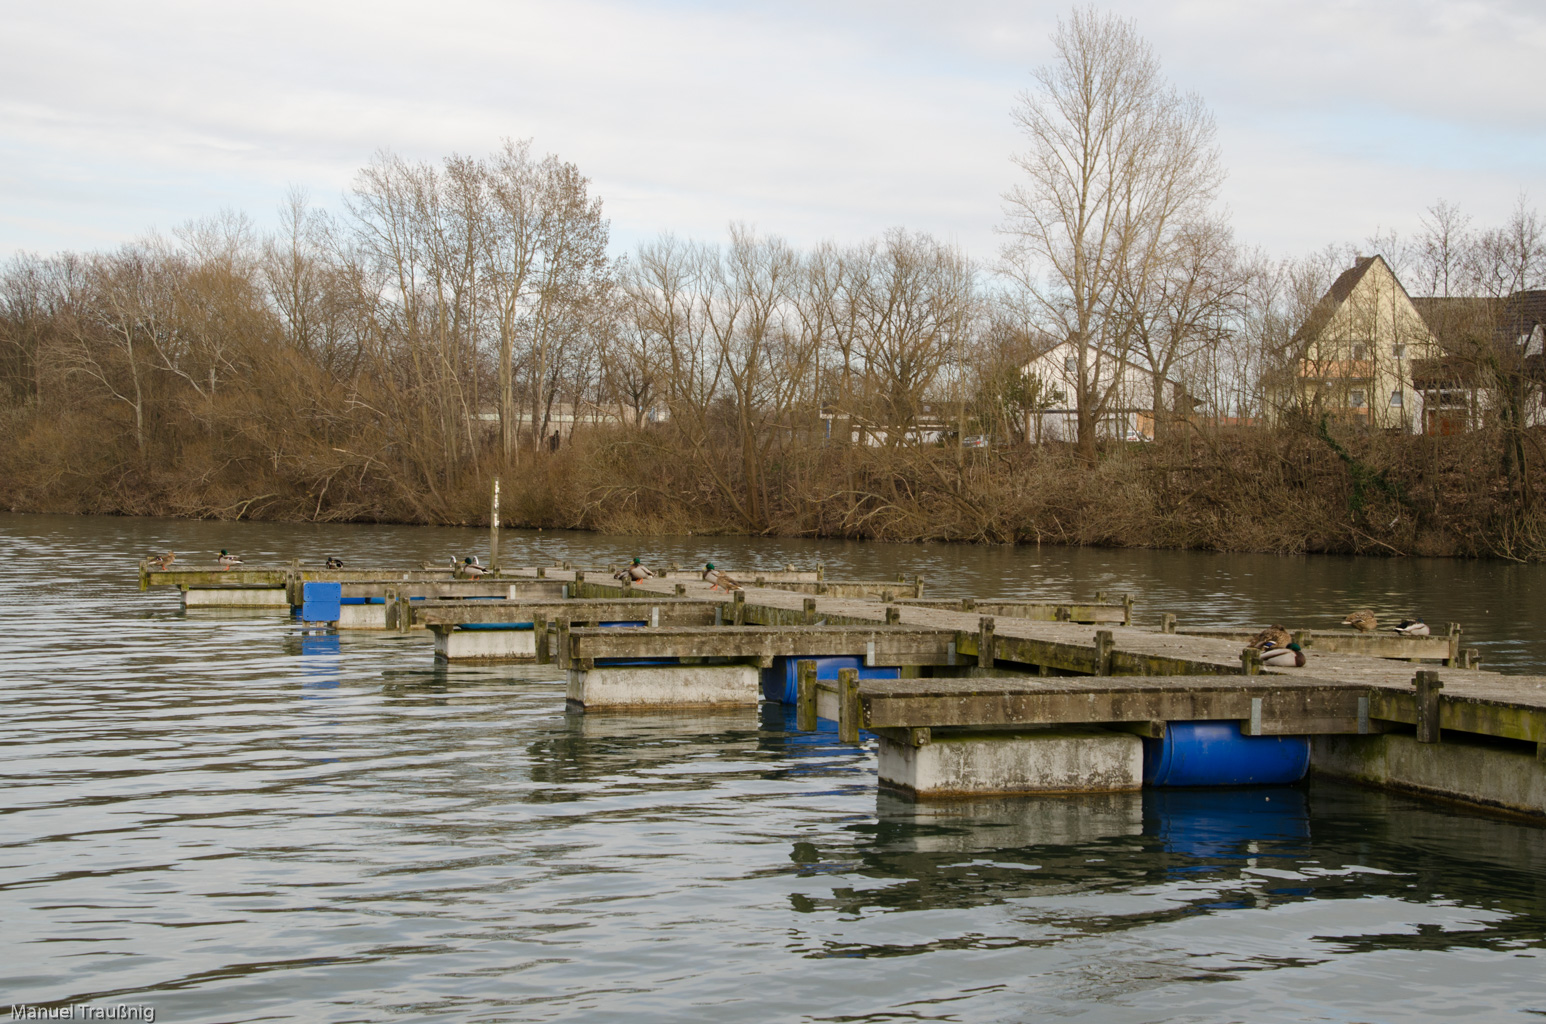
[733,590,746,626]
[1240,647,1262,675]
[1415,670,1443,743]
[804,597,817,626]
[535,618,550,664]
[914,575,924,598]
[816,563,824,582]
[1122,594,1133,626]
[837,667,860,744]
[881,589,895,604]
[961,597,976,612]
[1160,613,1177,634]
[755,576,765,588]
[138,559,149,591]
[1094,630,1115,674]
[556,620,572,670]
[574,570,585,585]
[674,582,686,596]
[536,567,545,579]
[1095,590,1107,605]
[490,477,501,573]
[885,605,900,625]
[978,616,996,670]
[1447,622,1462,667]
[796,659,818,732]
[1293,629,1310,647]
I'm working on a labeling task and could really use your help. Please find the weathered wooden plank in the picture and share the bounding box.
[413,598,722,627]
[564,625,958,665]
[896,599,1130,625]
[859,675,1369,732]
[1179,628,1457,662]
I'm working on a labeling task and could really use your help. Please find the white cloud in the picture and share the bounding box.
[1,0,1541,269]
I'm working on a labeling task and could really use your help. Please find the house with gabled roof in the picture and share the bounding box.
[1272,255,1441,432]
[1409,289,1546,433]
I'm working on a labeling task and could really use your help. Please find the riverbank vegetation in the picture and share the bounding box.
[2,11,1543,560]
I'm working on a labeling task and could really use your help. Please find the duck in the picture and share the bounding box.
[217,549,243,570]
[148,551,175,570]
[325,556,345,569]
[1247,624,1293,650]
[702,562,741,591]
[1260,641,1306,668]
[460,556,490,579]
[1393,616,1430,637]
[1342,610,1377,633]
[614,557,655,583]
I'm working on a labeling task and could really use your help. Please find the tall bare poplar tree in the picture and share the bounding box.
[1000,6,1222,461]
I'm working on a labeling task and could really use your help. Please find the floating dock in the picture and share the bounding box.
[137,560,1546,820]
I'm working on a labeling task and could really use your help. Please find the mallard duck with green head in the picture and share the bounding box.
[614,557,655,583]
[1392,616,1429,636]
[217,549,243,570]
[461,556,490,579]
[1260,642,1306,667]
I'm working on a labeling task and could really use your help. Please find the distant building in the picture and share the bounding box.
[1272,255,1440,432]
[1021,338,1202,443]
[1410,290,1546,433]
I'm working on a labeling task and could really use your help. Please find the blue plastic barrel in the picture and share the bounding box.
[299,581,342,623]
[1143,721,1309,787]
[760,655,900,703]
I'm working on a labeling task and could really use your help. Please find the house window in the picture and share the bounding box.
[1389,390,1403,407]
[1392,343,1406,359]
[1352,344,1368,361]
[1350,390,1367,408]
[1064,356,1077,374]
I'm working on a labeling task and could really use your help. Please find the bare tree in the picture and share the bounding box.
[1000,6,1223,461]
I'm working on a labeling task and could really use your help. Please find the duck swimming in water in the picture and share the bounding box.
[1342,610,1377,632]
[1393,616,1430,636]
[702,562,741,591]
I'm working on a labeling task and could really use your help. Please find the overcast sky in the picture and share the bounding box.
[2,0,1542,269]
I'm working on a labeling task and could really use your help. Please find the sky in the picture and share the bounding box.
[1,0,1543,270]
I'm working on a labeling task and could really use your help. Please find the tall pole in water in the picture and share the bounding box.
[490,477,501,573]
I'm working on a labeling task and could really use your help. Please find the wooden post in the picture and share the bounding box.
[732,590,746,626]
[881,589,895,603]
[885,605,900,625]
[837,667,860,744]
[1122,593,1133,626]
[755,575,765,587]
[816,563,824,581]
[1094,630,1114,675]
[674,583,687,596]
[556,619,572,669]
[1095,590,1107,604]
[1160,613,1177,634]
[536,567,546,579]
[1240,647,1262,675]
[914,575,925,598]
[804,597,817,626]
[535,618,550,664]
[796,659,817,732]
[138,559,149,591]
[978,616,995,670]
[490,477,501,572]
[574,570,585,584]
[961,597,976,612]
[1292,629,1310,647]
[1415,670,1443,743]
[1446,622,1461,667]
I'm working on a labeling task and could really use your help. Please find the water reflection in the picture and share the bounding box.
[3,512,1546,1023]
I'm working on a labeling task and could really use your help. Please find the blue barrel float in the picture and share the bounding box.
[760,655,899,704]
[1143,721,1309,787]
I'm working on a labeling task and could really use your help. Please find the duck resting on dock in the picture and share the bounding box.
[460,556,490,579]
[614,557,655,583]
[1247,624,1293,650]
[325,556,345,569]
[217,549,243,570]
[148,551,175,570]
[702,562,741,591]
[1342,610,1377,632]
[1259,641,1306,667]
[1393,616,1430,636]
